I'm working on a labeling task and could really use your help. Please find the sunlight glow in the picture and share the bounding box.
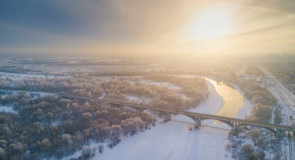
[187,8,233,40]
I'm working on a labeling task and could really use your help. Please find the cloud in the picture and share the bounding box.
[1,0,295,56]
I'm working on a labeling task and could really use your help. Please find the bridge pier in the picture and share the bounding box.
[193,116,202,129]
[163,112,171,122]
[232,121,240,128]
[194,119,201,129]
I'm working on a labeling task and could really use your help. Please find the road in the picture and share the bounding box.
[258,66,295,118]
[258,66,295,160]
[236,65,246,76]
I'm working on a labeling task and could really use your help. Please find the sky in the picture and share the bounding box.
[1,0,295,57]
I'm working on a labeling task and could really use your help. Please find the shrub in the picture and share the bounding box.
[81,146,93,159]
[98,145,104,153]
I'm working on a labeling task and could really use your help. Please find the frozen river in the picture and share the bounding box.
[65,77,251,160]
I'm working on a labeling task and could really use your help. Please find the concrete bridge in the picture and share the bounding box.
[102,99,295,137]
[59,94,295,137]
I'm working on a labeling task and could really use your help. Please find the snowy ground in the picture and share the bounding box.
[0,71,68,80]
[0,105,18,114]
[96,116,231,160]
[64,116,231,160]
[0,90,57,99]
[142,81,181,90]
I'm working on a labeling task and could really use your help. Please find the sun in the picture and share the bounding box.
[187,8,233,40]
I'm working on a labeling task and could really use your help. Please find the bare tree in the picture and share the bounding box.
[248,128,261,144]
[82,146,93,159]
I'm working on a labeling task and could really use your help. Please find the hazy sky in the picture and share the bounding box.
[1,0,295,57]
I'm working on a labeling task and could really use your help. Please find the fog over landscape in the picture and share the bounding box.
[1,1,295,160]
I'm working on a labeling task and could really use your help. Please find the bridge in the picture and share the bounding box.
[60,94,295,137]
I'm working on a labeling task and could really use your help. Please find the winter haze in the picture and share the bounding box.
[0,1,295,160]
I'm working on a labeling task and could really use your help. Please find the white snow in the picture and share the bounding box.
[180,94,189,99]
[50,120,61,126]
[138,80,181,90]
[126,95,153,104]
[0,90,57,99]
[0,71,67,80]
[0,106,18,114]
[92,116,232,160]
[99,93,106,99]
[126,95,142,103]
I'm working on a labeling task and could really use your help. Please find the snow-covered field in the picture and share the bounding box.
[96,116,231,160]
[0,71,70,80]
[0,90,57,99]
[0,105,18,114]
[64,116,231,160]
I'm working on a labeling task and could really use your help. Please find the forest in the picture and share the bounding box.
[0,75,209,160]
[0,92,155,160]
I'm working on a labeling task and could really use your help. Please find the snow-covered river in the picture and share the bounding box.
[66,78,251,160]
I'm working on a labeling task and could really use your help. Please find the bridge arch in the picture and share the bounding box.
[235,123,277,135]
[187,116,235,128]
[262,127,276,135]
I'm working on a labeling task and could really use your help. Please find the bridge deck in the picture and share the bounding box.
[103,99,295,132]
